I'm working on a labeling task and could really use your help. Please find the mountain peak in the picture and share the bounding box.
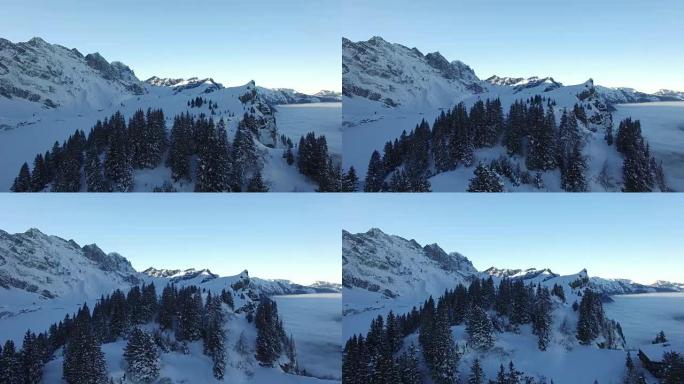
[24,227,46,237]
[28,36,48,46]
[366,227,387,237]
[368,35,388,45]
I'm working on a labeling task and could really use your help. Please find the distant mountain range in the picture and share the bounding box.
[0,228,340,310]
[343,228,682,300]
[343,36,683,110]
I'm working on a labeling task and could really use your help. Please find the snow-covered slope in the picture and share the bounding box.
[343,36,684,191]
[342,228,683,338]
[341,229,684,383]
[0,228,141,305]
[142,267,342,295]
[0,36,336,192]
[144,77,340,104]
[0,228,339,342]
[0,37,143,113]
[343,36,483,110]
[257,87,341,104]
[343,228,478,300]
[654,89,684,100]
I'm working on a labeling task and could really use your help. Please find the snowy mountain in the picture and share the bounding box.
[0,228,141,303]
[144,76,340,104]
[0,228,341,383]
[654,89,684,100]
[142,267,342,295]
[0,227,339,308]
[483,266,559,280]
[342,228,682,334]
[257,87,342,104]
[0,228,339,334]
[0,36,338,192]
[342,229,684,383]
[0,37,143,112]
[342,228,478,300]
[343,36,684,192]
[342,36,483,110]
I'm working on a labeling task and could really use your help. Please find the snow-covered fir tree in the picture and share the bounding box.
[466,305,494,351]
[123,328,160,383]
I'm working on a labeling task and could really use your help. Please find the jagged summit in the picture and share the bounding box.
[343,35,485,108]
[345,228,684,301]
[0,36,144,109]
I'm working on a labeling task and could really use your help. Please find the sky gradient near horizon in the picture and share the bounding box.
[343,0,684,93]
[0,195,341,285]
[341,194,684,285]
[3,0,340,94]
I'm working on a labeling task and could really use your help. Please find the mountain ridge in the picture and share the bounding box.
[343,228,683,299]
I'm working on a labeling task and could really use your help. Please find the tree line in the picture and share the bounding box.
[10,108,347,192]
[363,96,667,192]
[0,282,298,383]
[343,276,625,383]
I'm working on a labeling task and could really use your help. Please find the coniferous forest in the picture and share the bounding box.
[0,283,301,384]
[363,97,668,192]
[340,276,674,384]
[9,106,353,193]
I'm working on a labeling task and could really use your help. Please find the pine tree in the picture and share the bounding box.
[247,170,269,192]
[506,361,523,384]
[510,281,532,326]
[1,340,22,384]
[468,163,504,192]
[109,289,130,340]
[526,101,556,171]
[341,166,359,192]
[561,141,587,192]
[104,111,133,191]
[176,289,203,341]
[63,304,108,384]
[214,118,232,191]
[127,109,147,169]
[124,328,160,383]
[84,149,108,192]
[364,150,385,192]
[421,306,459,384]
[495,364,507,384]
[11,162,32,192]
[30,154,49,191]
[342,336,359,384]
[396,344,420,384]
[653,330,668,344]
[532,285,552,351]
[466,305,494,351]
[145,108,167,168]
[21,330,44,384]
[232,125,258,191]
[662,351,684,384]
[167,113,193,182]
[469,358,484,384]
[577,290,603,345]
[255,297,284,366]
[159,285,176,331]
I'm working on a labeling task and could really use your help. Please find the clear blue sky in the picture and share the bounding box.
[3,0,340,94]
[0,194,341,285]
[341,194,684,285]
[343,0,684,93]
